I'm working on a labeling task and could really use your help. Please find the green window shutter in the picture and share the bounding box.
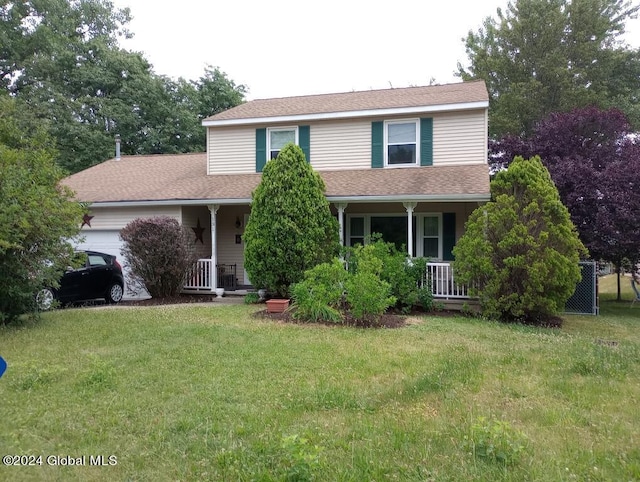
[420,118,433,166]
[371,121,384,168]
[255,128,266,172]
[299,125,310,162]
[443,213,456,261]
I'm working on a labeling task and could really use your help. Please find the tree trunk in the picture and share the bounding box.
[616,263,622,302]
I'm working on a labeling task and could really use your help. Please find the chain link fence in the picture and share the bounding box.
[564,261,598,315]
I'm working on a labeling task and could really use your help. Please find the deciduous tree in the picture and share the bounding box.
[458,0,640,136]
[0,97,84,322]
[2,1,247,173]
[490,107,640,299]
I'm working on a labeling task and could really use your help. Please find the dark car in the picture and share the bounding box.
[36,251,125,309]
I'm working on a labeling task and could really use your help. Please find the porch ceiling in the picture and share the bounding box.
[63,153,490,205]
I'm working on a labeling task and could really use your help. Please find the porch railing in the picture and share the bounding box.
[183,259,238,291]
[184,258,214,290]
[424,262,470,299]
[183,259,471,299]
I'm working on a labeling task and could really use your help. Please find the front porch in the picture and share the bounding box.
[183,258,473,301]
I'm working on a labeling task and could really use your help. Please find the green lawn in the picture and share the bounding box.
[1,292,639,481]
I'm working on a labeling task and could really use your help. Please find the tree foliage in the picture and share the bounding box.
[490,107,640,299]
[453,156,586,323]
[458,0,640,136]
[243,144,340,298]
[119,216,197,298]
[1,0,246,173]
[0,97,84,323]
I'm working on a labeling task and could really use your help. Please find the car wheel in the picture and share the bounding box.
[106,283,123,304]
[36,288,55,311]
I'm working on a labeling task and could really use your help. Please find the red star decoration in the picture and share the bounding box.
[192,218,205,244]
[81,214,94,228]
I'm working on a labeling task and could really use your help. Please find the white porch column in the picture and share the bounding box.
[403,202,417,258]
[334,203,348,246]
[208,204,220,292]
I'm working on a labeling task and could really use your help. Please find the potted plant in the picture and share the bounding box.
[266,298,289,313]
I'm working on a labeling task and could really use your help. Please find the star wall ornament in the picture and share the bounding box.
[192,218,205,244]
[81,214,94,228]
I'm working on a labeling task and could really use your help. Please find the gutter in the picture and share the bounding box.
[83,193,490,209]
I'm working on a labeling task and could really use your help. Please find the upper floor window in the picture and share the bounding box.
[371,118,431,169]
[268,127,298,159]
[385,120,419,166]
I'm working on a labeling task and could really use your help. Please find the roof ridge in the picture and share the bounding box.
[247,79,486,102]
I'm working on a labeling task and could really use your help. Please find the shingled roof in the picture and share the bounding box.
[62,153,490,204]
[203,80,488,124]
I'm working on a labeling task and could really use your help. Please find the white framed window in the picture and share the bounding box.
[345,213,444,259]
[347,216,366,247]
[385,119,419,167]
[421,214,442,259]
[268,127,298,160]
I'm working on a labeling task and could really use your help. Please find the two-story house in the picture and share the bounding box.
[63,80,490,297]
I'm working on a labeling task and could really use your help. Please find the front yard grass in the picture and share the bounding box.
[1,298,639,481]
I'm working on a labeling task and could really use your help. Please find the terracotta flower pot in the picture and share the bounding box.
[266,299,290,313]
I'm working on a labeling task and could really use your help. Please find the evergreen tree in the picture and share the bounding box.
[453,156,586,323]
[243,144,340,298]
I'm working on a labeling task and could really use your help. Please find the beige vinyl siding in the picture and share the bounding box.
[180,206,249,286]
[181,206,211,259]
[205,109,487,174]
[216,207,248,286]
[433,109,487,165]
[208,126,255,175]
[309,120,371,171]
[82,206,181,231]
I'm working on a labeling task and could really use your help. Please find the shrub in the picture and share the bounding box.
[243,144,340,298]
[345,272,395,322]
[0,98,84,323]
[244,292,260,304]
[120,217,197,298]
[291,259,347,323]
[453,156,587,323]
[347,237,431,313]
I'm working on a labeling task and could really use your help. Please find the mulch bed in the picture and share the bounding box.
[252,308,411,329]
[118,294,218,306]
[116,295,563,329]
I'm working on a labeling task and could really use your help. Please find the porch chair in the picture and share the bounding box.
[631,279,640,308]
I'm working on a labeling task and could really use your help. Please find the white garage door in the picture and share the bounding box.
[75,230,149,300]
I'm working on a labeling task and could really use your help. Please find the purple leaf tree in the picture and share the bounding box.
[490,107,640,300]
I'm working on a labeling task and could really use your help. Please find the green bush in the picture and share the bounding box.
[291,245,397,323]
[291,259,347,323]
[453,156,587,323]
[464,416,528,466]
[243,144,340,298]
[244,292,260,304]
[345,272,396,322]
[120,217,197,298]
[347,237,432,313]
[0,97,84,323]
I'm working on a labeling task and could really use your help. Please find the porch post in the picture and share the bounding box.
[403,202,417,258]
[208,204,220,292]
[334,203,348,246]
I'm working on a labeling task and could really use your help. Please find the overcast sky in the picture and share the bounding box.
[111,0,640,100]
